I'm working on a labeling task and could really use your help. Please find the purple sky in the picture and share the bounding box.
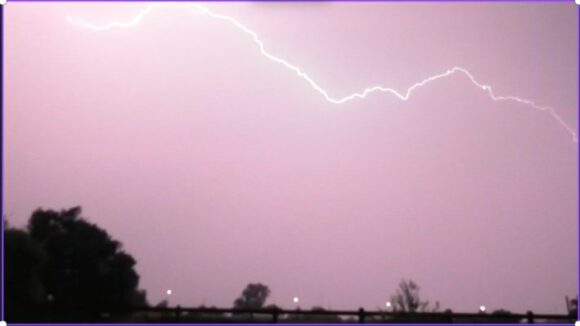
[4,2,578,314]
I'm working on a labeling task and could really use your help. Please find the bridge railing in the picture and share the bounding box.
[103,306,576,323]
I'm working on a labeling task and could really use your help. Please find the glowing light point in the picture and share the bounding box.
[293,297,299,304]
[166,289,173,296]
[386,301,392,308]
[575,0,580,6]
[0,320,7,326]
[574,321,580,326]
[479,305,486,312]
[0,0,7,6]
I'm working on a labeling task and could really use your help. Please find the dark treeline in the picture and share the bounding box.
[5,207,578,323]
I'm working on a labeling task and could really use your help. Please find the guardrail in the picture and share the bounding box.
[110,306,576,323]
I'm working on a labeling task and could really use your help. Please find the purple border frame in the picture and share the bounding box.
[0,0,578,325]
[2,1,6,322]
[0,0,575,1]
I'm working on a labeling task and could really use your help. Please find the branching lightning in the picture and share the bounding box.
[66,3,578,142]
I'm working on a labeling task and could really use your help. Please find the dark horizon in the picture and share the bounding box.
[5,207,577,322]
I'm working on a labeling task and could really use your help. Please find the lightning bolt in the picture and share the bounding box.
[66,3,578,143]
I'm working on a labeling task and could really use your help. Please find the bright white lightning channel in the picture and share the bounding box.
[66,3,578,143]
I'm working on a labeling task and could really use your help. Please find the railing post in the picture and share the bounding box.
[175,305,182,322]
[526,311,534,323]
[447,310,454,323]
[358,307,365,323]
[272,308,279,323]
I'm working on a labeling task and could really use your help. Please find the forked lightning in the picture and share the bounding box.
[66,3,578,142]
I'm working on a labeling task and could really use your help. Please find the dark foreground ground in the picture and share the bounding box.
[9,306,576,323]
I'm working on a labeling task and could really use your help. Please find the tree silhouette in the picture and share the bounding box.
[389,279,434,313]
[233,283,271,310]
[27,207,147,320]
[5,227,48,322]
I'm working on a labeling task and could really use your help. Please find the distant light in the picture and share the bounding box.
[479,305,486,312]
[293,297,299,303]
[166,289,173,296]
[386,301,392,308]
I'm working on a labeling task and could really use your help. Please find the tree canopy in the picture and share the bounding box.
[233,283,271,310]
[6,207,147,321]
[5,227,48,321]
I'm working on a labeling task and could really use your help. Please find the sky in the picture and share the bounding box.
[4,1,578,314]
